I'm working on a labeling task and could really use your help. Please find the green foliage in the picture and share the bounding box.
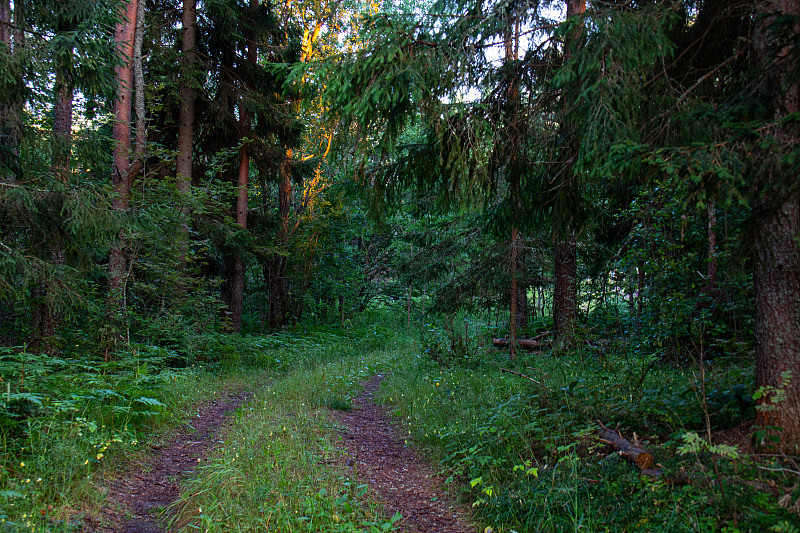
[380,333,794,532]
[0,343,213,529]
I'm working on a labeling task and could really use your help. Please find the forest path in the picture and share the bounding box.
[93,390,253,533]
[336,374,478,533]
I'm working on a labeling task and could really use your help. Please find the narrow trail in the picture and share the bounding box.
[337,374,477,533]
[92,391,253,533]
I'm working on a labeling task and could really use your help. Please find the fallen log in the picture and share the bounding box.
[597,420,658,473]
[492,338,552,350]
[530,331,552,341]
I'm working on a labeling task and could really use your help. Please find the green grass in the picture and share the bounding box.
[379,322,797,533]
[168,323,411,532]
[0,334,296,531]
[4,308,795,533]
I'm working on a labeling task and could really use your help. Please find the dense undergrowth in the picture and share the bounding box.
[2,307,799,532]
[0,310,408,532]
[0,334,284,531]
[379,318,800,533]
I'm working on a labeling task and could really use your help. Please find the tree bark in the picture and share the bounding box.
[52,69,72,184]
[554,232,577,349]
[597,421,656,471]
[130,0,145,180]
[509,228,519,359]
[553,0,585,350]
[229,0,258,332]
[175,0,197,270]
[0,0,14,182]
[707,201,717,288]
[108,0,139,325]
[34,27,74,354]
[493,337,551,350]
[268,152,292,329]
[502,5,521,359]
[0,1,9,45]
[231,146,249,331]
[753,0,800,452]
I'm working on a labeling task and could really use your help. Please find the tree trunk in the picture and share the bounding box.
[52,70,72,184]
[509,228,519,359]
[35,40,74,354]
[0,0,15,182]
[0,1,9,46]
[707,201,717,289]
[503,6,521,359]
[753,0,800,452]
[175,0,197,270]
[269,152,292,329]
[130,0,146,180]
[517,282,528,330]
[554,232,577,349]
[553,0,585,350]
[754,201,800,450]
[231,146,249,331]
[229,0,259,332]
[108,0,139,325]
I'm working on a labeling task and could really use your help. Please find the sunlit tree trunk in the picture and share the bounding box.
[553,0,585,350]
[753,0,800,452]
[108,0,139,328]
[130,0,145,180]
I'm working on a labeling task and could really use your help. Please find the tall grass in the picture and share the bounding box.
[378,321,794,532]
[0,336,287,531]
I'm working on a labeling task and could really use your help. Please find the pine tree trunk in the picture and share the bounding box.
[517,282,528,331]
[34,50,74,354]
[753,0,800,452]
[0,0,14,181]
[509,228,519,359]
[130,0,145,180]
[108,0,139,326]
[231,147,249,331]
[554,232,577,349]
[707,201,717,288]
[269,153,292,329]
[553,0,585,350]
[0,1,9,47]
[175,0,197,271]
[229,0,259,332]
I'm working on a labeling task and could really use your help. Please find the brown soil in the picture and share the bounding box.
[714,418,756,454]
[89,390,253,533]
[336,374,478,533]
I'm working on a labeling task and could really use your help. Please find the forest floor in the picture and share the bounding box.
[90,374,476,533]
[91,390,254,533]
[336,374,476,533]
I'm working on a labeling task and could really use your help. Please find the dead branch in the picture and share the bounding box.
[597,420,659,474]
